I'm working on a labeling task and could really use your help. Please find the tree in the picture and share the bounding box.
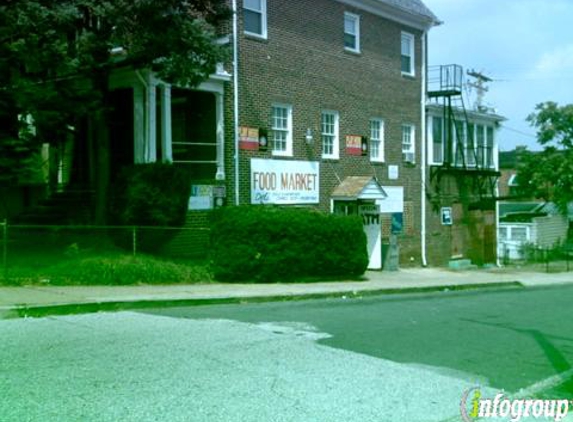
[517,102,573,213]
[0,0,230,221]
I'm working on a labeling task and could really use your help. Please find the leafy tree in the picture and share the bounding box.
[0,0,230,220]
[517,102,573,213]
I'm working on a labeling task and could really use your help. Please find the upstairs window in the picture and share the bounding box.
[402,124,415,163]
[344,12,360,53]
[271,104,292,156]
[244,0,267,39]
[370,118,384,162]
[401,32,415,76]
[431,116,444,164]
[321,111,339,159]
[486,126,495,168]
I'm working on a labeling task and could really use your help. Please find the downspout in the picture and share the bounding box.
[232,0,240,205]
[420,30,428,267]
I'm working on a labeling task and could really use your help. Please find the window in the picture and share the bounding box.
[465,124,476,167]
[369,119,384,162]
[486,126,494,168]
[401,32,415,76]
[453,121,466,166]
[473,123,495,169]
[402,124,415,163]
[244,0,267,38]
[321,111,339,159]
[510,227,528,242]
[475,124,485,166]
[344,12,360,52]
[271,104,292,156]
[431,116,443,164]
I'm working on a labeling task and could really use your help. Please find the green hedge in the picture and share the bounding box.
[210,206,368,282]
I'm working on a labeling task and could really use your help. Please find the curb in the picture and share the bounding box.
[3,281,523,319]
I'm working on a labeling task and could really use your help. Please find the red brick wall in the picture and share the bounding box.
[223,0,424,265]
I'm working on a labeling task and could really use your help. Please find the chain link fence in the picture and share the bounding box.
[1,220,211,284]
[499,241,573,273]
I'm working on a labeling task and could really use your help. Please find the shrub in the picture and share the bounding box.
[210,206,368,282]
[108,163,191,252]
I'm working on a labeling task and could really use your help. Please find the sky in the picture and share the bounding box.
[422,0,573,151]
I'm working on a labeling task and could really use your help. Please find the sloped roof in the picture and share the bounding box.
[331,176,387,200]
[336,0,441,29]
[381,0,440,23]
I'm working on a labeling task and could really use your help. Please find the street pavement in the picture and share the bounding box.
[2,268,573,421]
[1,267,573,317]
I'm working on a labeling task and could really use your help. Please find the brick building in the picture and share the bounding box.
[17,0,456,267]
[218,0,440,267]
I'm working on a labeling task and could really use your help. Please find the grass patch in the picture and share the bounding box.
[3,253,212,286]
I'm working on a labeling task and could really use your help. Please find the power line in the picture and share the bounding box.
[499,124,537,138]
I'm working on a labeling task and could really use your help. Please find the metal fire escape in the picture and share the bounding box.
[427,64,500,207]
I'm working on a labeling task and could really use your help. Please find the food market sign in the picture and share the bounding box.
[251,158,320,204]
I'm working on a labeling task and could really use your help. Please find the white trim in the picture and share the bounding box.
[160,84,172,163]
[321,110,340,160]
[401,31,415,77]
[271,103,293,157]
[421,30,427,267]
[344,12,360,53]
[369,118,384,162]
[243,0,267,39]
[334,0,440,30]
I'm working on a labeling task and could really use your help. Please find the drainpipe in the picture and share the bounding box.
[420,30,428,267]
[232,0,240,205]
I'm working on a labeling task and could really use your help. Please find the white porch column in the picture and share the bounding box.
[145,73,157,163]
[160,84,173,163]
[215,91,225,180]
[133,86,145,163]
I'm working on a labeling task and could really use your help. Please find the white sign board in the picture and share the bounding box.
[388,165,399,180]
[376,186,404,213]
[251,158,320,204]
[188,185,213,210]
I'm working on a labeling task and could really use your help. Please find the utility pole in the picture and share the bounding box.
[467,69,492,112]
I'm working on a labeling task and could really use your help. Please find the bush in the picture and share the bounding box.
[108,163,191,252]
[210,206,368,282]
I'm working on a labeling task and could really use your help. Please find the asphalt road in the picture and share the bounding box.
[146,284,573,396]
[2,285,573,421]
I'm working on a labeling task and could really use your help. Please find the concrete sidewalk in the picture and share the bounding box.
[1,267,573,317]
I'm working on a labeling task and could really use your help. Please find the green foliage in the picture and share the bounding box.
[108,163,191,252]
[210,206,368,282]
[517,102,573,213]
[0,0,230,187]
[6,254,211,286]
[527,102,573,148]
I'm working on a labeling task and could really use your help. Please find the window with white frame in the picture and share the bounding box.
[401,32,415,76]
[344,12,360,52]
[401,124,415,163]
[431,116,444,164]
[453,120,466,166]
[321,111,339,159]
[475,124,485,166]
[369,118,384,162]
[244,0,267,38]
[486,126,494,168]
[473,123,495,169]
[465,123,476,167]
[271,104,292,156]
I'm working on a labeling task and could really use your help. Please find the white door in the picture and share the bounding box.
[363,214,382,269]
